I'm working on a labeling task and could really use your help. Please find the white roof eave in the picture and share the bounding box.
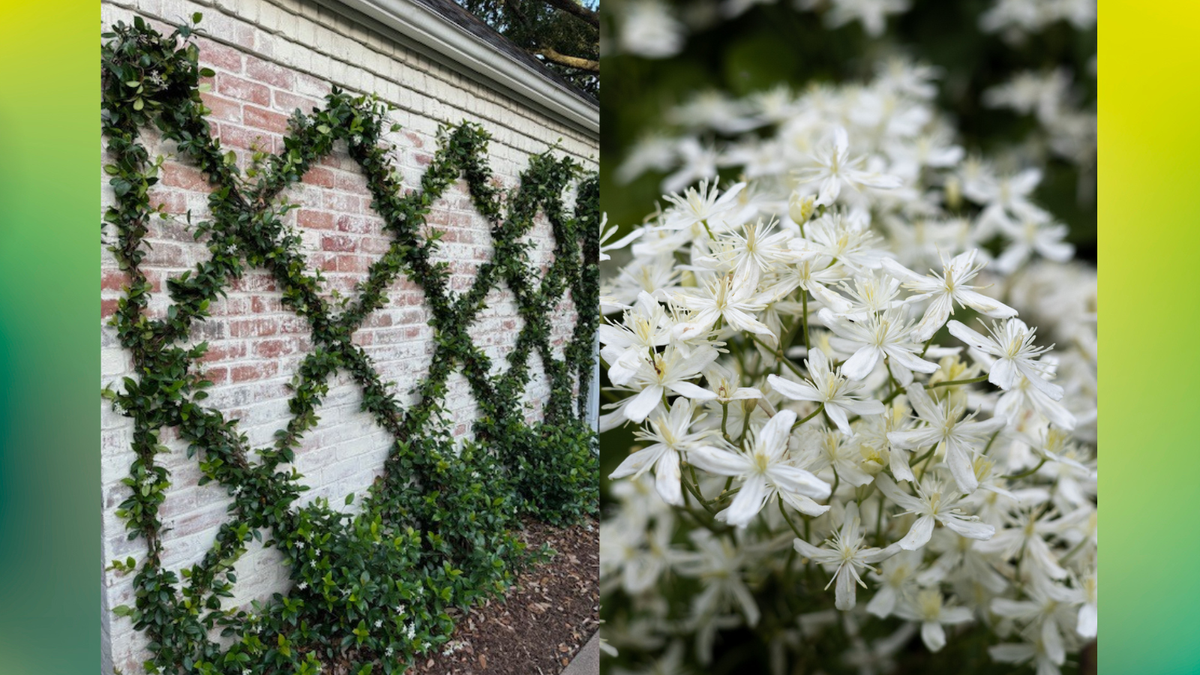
[326,0,599,138]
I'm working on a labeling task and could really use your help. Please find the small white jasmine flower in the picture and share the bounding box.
[948,318,1063,400]
[702,361,763,403]
[601,291,672,385]
[659,179,747,233]
[767,348,886,434]
[672,273,774,341]
[887,383,1006,493]
[994,213,1074,273]
[689,410,832,525]
[793,126,903,206]
[793,211,892,272]
[599,213,643,262]
[693,219,795,290]
[673,530,762,626]
[881,248,1017,341]
[608,398,722,506]
[875,474,995,550]
[893,588,974,652]
[820,307,939,384]
[617,0,685,59]
[865,549,923,618]
[793,502,896,610]
[618,345,720,424]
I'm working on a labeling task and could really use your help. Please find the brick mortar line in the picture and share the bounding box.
[101,0,596,164]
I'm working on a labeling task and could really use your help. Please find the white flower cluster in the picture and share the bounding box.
[979,0,1095,42]
[977,0,1096,205]
[607,0,915,60]
[982,64,1096,210]
[984,68,1095,163]
[599,61,1096,675]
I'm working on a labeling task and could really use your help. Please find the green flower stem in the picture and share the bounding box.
[749,334,804,379]
[801,291,811,354]
[778,495,805,540]
[928,374,988,388]
[792,404,825,430]
[1004,457,1048,480]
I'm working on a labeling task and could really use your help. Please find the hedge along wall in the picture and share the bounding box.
[99,1,598,673]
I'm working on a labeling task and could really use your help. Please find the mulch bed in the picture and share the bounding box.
[408,516,600,675]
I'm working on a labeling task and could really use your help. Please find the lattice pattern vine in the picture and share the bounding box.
[102,16,598,675]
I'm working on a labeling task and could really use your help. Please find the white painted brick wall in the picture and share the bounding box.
[100,0,596,671]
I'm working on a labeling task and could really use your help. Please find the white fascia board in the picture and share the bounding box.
[327,0,598,138]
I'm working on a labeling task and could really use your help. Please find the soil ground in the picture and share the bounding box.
[408,517,600,675]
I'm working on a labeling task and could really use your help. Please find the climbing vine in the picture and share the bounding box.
[102,15,598,675]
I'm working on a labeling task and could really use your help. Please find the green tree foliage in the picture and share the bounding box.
[454,0,599,96]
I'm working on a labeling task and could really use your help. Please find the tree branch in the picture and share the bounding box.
[539,0,599,28]
[535,47,600,72]
[502,0,533,30]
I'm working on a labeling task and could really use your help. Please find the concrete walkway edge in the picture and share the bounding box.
[560,631,599,675]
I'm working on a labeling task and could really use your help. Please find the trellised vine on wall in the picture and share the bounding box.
[102,15,598,675]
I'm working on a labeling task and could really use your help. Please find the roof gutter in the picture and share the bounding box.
[324,0,599,138]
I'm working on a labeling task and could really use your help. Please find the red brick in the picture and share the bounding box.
[339,215,378,235]
[198,39,244,73]
[149,189,187,214]
[253,339,293,359]
[402,131,424,149]
[334,170,367,193]
[204,367,229,386]
[200,92,241,123]
[322,191,359,212]
[217,124,270,151]
[322,234,357,253]
[102,270,129,292]
[229,273,278,293]
[274,90,321,114]
[209,297,251,317]
[102,298,119,318]
[142,271,164,293]
[200,343,247,363]
[302,167,335,188]
[337,254,369,273]
[314,254,338,272]
[232,362,278,382]
[245,59,295,89]
[216,73,271,107]
[144,243,188,268]
[160,163,208,191]
[294,72,329,99]
[244,105,290,134]
[279,317,309,334]
[251,296,280,313]
[298,209,335,230]
[230,318,278,338]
